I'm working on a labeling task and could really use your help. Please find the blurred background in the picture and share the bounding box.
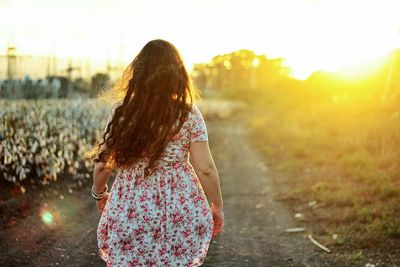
[0,0,400,266]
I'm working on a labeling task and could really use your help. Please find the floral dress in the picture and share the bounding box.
[97,105,214,267]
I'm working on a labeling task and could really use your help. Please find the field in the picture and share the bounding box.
[0,99,112,200]
[0,97,399,265]
[0,98,243,196]
[245,88,400,257]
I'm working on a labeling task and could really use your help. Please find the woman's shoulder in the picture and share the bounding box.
[186,103,207,128]
[188,103,202,116]
[186,103,202,121]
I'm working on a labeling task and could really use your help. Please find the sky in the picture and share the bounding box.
[1,0,400,79]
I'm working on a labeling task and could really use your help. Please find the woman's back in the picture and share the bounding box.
[150,104,208,163]
[97,104,214,266]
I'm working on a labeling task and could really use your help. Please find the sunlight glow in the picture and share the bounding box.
[224,60,232,70]
[252,58,260,68]
[0,0,399,79]
[280,0,400,79]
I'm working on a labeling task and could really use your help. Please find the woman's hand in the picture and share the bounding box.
[211,203,224,239]
[96,192,109,214]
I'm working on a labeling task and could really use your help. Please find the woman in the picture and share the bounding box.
[91,39,224,266]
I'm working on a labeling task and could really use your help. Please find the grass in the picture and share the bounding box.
[245,89,400,249]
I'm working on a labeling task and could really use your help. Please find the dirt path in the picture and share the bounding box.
[203,117,348,267]
[0,111,346,267]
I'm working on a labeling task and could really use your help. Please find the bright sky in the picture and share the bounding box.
[1,0,400,79]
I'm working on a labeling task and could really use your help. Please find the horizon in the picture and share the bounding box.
[0,47,396,82]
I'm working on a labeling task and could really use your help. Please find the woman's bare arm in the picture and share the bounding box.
[190,140,223,208]
[92,103,119,193]
[93,161,112,193]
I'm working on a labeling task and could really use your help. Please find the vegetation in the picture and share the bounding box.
[0,99,111,188]
[248,95,400,247]
[194,48,400,248]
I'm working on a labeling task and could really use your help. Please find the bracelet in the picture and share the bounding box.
[91,187,107,200]
[92,193,105,201]
[92,184,108,197]
[92,184,108,196]
[91,190,106,200]
[91,184,108,201]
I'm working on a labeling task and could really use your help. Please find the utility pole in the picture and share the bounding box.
[46,55,51,78]
[7,45,17,81]
[65,59,80,98]
[85,58,91,82]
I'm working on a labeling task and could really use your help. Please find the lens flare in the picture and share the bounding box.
[41,211,54,225]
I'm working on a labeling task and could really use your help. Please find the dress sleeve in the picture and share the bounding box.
[190,105,208,143]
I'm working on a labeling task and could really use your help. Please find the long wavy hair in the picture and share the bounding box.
[91,39,197,173]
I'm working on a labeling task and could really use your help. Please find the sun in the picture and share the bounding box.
[283,0,400,80]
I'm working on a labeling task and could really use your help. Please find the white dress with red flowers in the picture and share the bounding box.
[97,105,214,267]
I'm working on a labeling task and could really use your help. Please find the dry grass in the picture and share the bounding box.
[246,90,400,248]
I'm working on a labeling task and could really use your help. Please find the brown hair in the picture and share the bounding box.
[91,39,197,173]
